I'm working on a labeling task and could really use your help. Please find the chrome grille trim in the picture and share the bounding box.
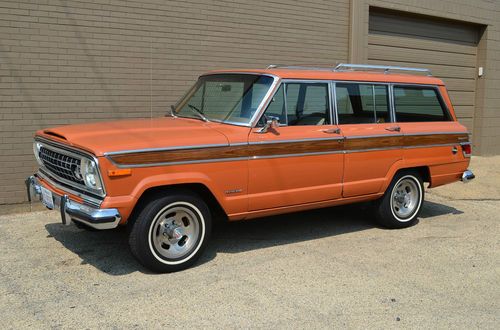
[34,137,106,199]
[39,146,84,185]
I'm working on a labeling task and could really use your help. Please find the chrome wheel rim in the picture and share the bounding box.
[391,177,420,220]
[150,205,201,261]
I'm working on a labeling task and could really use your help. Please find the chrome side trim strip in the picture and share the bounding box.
[402,131,469,136]
[109,156,249,169]
[345,134,403,140]
[346,146,401,153]
[251,150,343,159]
[104,143,229,156]
[345,142,459,153]
[248,137,344,145]
[403,143,457,149]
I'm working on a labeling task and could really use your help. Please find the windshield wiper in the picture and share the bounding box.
[186,104,209,122]
[168,105,177,118]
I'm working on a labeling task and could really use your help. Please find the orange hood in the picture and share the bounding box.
[36,117,232,156]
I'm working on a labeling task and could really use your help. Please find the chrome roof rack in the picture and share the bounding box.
[266,63,432,76]
[334,63,432,76]
[266,64,333,71]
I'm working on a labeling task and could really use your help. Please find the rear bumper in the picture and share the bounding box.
[461,170,475,183]
[26,175,121,230]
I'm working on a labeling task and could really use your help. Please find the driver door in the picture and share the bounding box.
[247,81,344,211]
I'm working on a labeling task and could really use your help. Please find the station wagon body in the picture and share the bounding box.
[27,64,474,272]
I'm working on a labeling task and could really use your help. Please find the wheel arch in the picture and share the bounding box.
[127,182,228,227]
[382,161,431,193]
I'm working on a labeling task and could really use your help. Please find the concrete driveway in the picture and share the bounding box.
[1,157,499,329]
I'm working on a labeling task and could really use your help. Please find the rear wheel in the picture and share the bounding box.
[375,171,424,229]
[129,191,212,273]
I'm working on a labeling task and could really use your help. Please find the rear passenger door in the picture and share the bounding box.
[335,82,403,197]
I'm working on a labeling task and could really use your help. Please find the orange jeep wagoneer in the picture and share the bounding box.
[27,64,475,272]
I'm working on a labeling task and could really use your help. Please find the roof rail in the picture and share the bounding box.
[334,63,432,76]
[266,63,432,76]
[266,64,332,71]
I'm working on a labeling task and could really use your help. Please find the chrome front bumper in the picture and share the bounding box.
[461,170,475,183]
[26,175,121,230]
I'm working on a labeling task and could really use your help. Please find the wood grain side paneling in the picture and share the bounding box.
[345,135,403,150]
[108,133,469,166]
[404,133,469,147]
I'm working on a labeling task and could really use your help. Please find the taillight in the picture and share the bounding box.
[461,143,472,157]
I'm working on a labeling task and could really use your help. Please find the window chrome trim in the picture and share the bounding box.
[34,137,106,198]
[388,84,395,123]
[332,81,339,125]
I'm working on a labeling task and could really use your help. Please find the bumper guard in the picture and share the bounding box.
[461,170,475,183]
[26,175,121,230]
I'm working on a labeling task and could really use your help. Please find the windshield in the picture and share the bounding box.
[174,74,275,125]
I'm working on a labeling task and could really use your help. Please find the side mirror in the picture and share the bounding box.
[257,115,280,134]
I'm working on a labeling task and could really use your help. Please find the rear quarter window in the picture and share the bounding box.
[394,86,451,122]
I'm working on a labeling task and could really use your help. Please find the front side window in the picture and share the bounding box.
[262,82,330,126]
[175,74,274,125]
[394,86,451,122]
[336,83,390,124]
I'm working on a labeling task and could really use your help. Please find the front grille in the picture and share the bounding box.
[39,146,85,185]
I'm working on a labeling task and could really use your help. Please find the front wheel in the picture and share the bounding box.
[129,191,212,273]
[375,171,424,229]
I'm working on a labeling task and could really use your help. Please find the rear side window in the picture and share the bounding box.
[335,83,390,124]
[394,86,451,122]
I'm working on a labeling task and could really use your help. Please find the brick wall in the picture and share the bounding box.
[0,0,350,205]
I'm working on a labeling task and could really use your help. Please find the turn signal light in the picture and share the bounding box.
[107,168,132,177]
[461,143,472,157]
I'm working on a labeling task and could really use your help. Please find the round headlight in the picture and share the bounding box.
[80,158,103,191]
[33,142,42,165]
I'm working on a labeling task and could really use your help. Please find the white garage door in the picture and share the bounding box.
[368,9,481,132]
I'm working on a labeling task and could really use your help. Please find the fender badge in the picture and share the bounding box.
[225,189,242,195]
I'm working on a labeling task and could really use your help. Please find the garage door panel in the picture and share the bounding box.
[440,78,476,92]
[447,91,475,106]
[453,105,475,118]
[366,59,476,79]
[368,44,476,67]
[457,118,474,133]
[369,12,479,44]
[368,9,478,139]
[369,34,477,56]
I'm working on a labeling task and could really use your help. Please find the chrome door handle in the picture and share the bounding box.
[321,128,341,134]
[385,126,401,132]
